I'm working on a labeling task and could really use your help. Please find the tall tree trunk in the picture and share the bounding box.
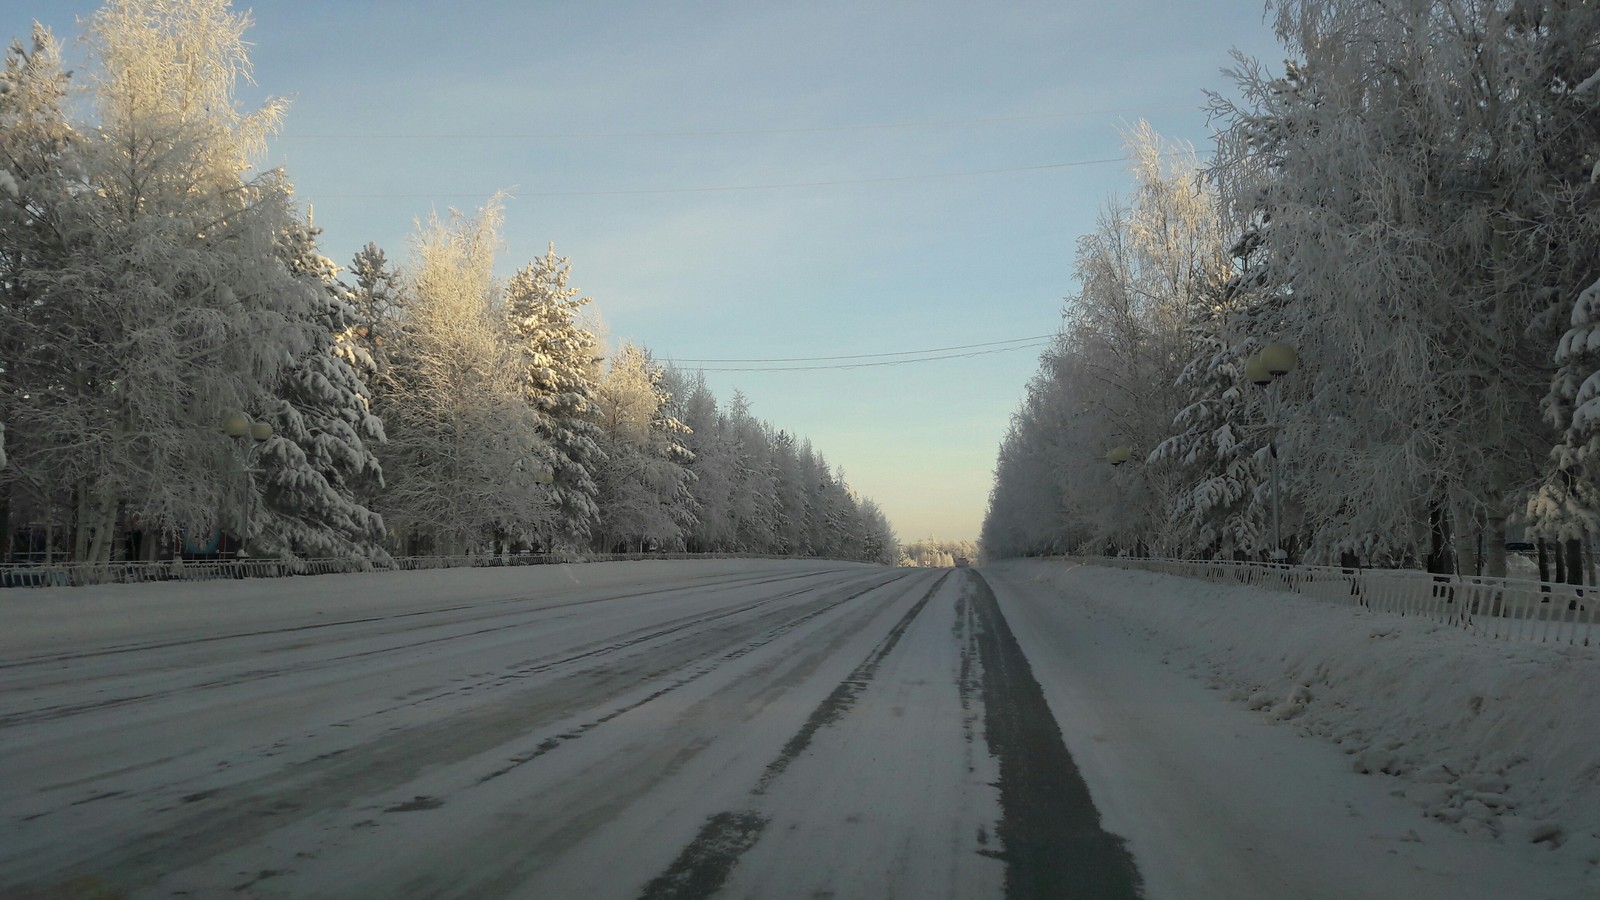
[1426,497,1454,576]
[1589,535,1598,589]
[72,482,90,562]
[0,481,11,564]
[1537,539,1551,586]
[86,494,118,564]
[1452,498,1478,577]
[1484,505,1508,579]
[1565,537,1584,586]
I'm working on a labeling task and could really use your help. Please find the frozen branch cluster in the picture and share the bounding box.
[985,0,1600,580]
[0,1,895,566]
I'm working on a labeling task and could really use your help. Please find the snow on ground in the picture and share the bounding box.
[0,559,844,657]
[2,561,1011,898]
[987,558,1600,900]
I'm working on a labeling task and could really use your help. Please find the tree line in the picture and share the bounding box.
[983,0,1600,584]
[897,538,977,568]
[0,0,897,566]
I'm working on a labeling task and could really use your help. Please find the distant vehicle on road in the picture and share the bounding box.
[954,557,970,568]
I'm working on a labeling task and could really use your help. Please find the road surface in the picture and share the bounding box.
[1,561,1138,899]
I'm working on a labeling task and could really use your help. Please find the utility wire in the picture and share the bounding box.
[309,157,1128,200]
[666,333,1059,364]
[684,343,1052,373]
[279,105,1195,141]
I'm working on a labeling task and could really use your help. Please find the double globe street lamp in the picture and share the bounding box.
[1103,444,1136,556]
[222,412,273,558]
[1243,341,1298,562]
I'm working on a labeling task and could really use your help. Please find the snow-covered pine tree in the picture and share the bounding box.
[248,217,388,562]
[667,370,737,552]
[345,242,403,406]
[1529,275,1600,563]
[768,429,810,556]
[724,392,780,552]
[1150,230,1270,559]
[503,245,605,550]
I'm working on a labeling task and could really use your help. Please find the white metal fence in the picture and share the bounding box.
[1073,556,1595,647]
[0,551,806,590]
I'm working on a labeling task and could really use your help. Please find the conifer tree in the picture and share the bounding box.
[250,217,387,562]
[503,245,605,549]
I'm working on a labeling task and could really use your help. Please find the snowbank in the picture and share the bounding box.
[991,559,1600,876]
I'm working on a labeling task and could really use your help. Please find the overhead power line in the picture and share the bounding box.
[279,104,1196,141]
[668,335,1059,373]
[311,157,1128,200]
[691,344,1048,373]
[666,333,1059,364]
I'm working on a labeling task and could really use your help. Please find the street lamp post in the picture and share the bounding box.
[222,412,273,558]
[1105,444,1134,555]
[1244,342,1298,562]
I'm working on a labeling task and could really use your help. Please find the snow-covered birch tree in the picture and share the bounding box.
[0,26,78,561]
[379,199,553,555]
[1207,0,1600,572]
[591,343,694,552]
[0,0,321,564]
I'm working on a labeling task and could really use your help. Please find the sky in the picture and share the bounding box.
[3,1,1288,545]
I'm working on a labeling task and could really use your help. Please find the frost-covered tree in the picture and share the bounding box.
[1207,0,1600,572]
[723,392,780,551]
[1528,275,1600,573]
[591,343,694,552]
[899,539,976,567]
[250,217,388,562]
[503,244,605,549]
[0,26,78,560]
[379,199,553,555]
[345,242,403,403]
[0,0,321,564]
[768,429,810,556]
[666,370,737,552]
[983,125,1229,561]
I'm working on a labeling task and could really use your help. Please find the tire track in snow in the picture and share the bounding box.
[0,567,829,672]
[967,569,1143,899]
[0,568,861,728]
[471,573,906,785]
[640,570,949,899]
[1,569,903,894]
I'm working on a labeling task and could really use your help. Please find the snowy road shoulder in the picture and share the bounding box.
[985,559,1600,900]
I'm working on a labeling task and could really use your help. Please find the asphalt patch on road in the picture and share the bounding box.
[637,811,769,900]
[966,569,1144,899]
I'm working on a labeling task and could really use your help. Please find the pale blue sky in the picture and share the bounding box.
[5,1,1286,544]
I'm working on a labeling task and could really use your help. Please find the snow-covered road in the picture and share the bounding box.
[4,559,1591,899]
[1,560,1131,899]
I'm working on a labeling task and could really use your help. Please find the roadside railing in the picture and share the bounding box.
[0,551,813,590]
[1070,556,1594,647]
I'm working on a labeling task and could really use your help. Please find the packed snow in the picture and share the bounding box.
[7,558,1597,898]
[987,558,1600,899]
